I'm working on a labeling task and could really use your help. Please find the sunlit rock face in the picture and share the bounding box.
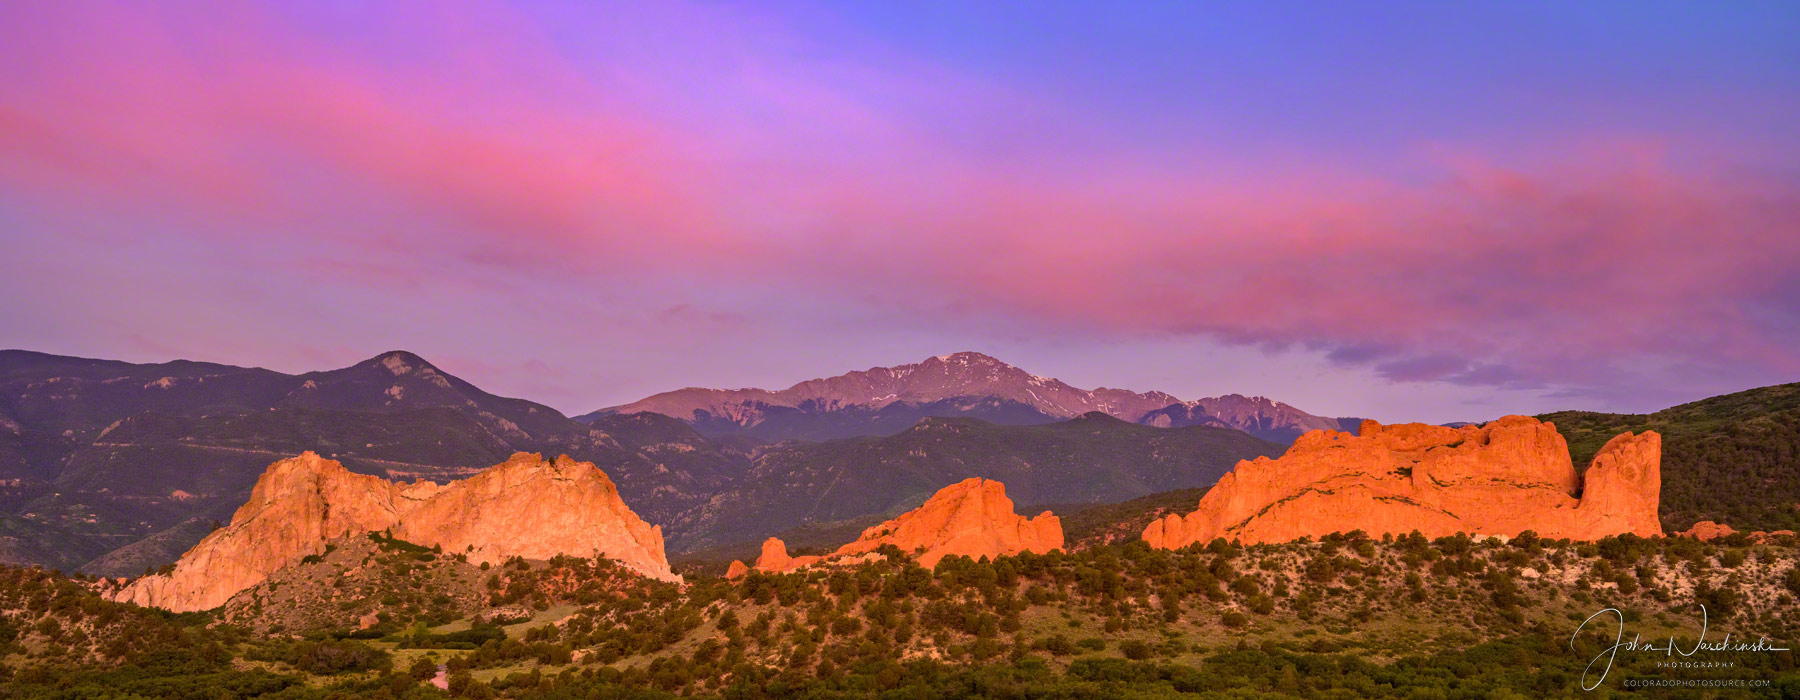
[726,477,1063,577]
[1143,416,1662,549]
[113,452,678,612]
[739,537,822,576]
[832,477,1064,567]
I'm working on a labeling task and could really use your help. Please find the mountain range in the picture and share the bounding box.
[582,351,1358,442]
[0,349,734,574]
[7,346,1794,578]
[0,349,1286,574]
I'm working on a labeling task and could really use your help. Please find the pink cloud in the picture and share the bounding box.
[0,2,753,263]
[751,137,1799,401]
[2,2,1796,404]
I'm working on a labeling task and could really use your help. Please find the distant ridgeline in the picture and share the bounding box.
[3,346,1797,586]
[0,350,1279,575]
[0,349,1281,572]
[581,351,1362,443]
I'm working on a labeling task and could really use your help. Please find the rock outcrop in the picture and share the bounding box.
[1143,416,1662,548]
[1680,520,1739,541]
[727,478,1063,576]
[835,478,1064,566]
[1678,520,1797,542]
[738,537,822,576]
[1139,395,1360,443]
[113,452,678,612]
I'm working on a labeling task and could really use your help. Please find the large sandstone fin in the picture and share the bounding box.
[1576,430,1663,537]
[1142,417,1662,548]
[745,477,1064,575]
[111,451,680,612]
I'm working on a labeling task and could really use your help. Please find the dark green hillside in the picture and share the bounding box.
[674,514,887,575]
[1056,486,1212,547]
[0,350,296,431]
[80,518,219,579]
[678,485,1218,574]
[1541,381,1800,533]
[579,412,760,547]
[673,414,1280,553]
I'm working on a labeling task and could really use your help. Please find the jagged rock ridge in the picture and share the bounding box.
[587,352,1177,439]
[583,351,1345,442]
[1139,395,1364,443]
[1143,416,1662,548]
[112,451,677,612]
[729,477,1063,575]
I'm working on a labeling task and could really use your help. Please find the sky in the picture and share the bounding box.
[2,1,1798,423]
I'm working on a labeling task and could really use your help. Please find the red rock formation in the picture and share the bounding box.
[391,453,674,573]
[1577,431,1664,537]
[112,451,678,612]
[836,478,1063,567]
[738,478,1064,575]
[1143,416,1661,548]
[1678,520,1797,542]
[748,537,823,574]
[755,537,793,570]
[108,452,426,613]
[1680,520,1738,541]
